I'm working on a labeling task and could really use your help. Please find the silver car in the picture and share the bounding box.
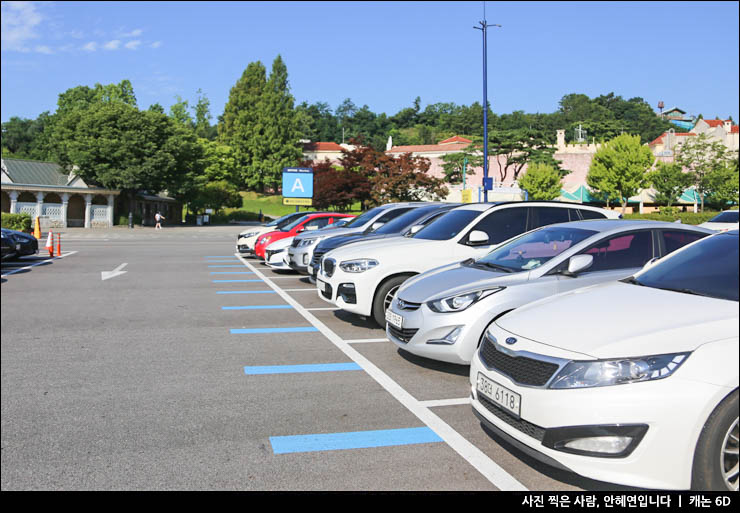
[286,202,434,274]
[386,220,713,365]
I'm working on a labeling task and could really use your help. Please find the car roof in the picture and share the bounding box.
[544,219,713,233]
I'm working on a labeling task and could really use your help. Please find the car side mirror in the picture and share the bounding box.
[467,230,489,245]
[296,226,305,233]
[565,254,593,276]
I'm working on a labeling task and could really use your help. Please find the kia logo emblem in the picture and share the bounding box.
[505,337,517,345]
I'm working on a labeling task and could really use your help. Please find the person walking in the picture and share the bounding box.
[155,212,165,230]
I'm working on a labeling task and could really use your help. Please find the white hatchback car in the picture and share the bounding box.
[388,220,712,364]
[470,230,739,490]
[316,202,619,326]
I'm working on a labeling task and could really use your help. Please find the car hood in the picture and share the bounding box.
[239,225,272,237]
[324,236,448,262]
[397,262,529,302]
[497,281,739,359]
[266,236,293,250]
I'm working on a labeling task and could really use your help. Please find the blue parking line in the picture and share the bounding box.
[210,271,255,274]
[217,290,276,294]
[230,327,319,334]
[269,427,443,454]
[244,363,362,375]
[213,279,263,283]
[222,305,292,310]
[208,265,245,268]
[205,260,240,262]
[205,256,238,258]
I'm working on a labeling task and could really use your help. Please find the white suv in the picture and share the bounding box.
[316,202,620,326]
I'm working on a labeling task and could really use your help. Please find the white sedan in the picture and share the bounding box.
[470,230,738,490]
[699,210,738,232]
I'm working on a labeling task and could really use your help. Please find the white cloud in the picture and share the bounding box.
[82,41,97,52]
[1,1,44,52]
[122,28,143,38]
[103,39,121,50]
[34,44,53,54]
[150,41,162,49]
[124,40,141,50]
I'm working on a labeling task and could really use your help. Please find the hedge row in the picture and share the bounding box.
[623,211,719,225]
[1,212,33,232]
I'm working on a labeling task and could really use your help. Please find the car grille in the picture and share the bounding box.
[311,248,327,267]
[387,325,418,343]
[396,298,421,311]
[479,336,560,387]
[291,239,301,248]
[477,393,546,441]
[322,258,336,278]
[266,249,284,260]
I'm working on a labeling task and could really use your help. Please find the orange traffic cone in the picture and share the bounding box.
[56,233,61,257]
[45,231,54,257]
[33,216,42,239]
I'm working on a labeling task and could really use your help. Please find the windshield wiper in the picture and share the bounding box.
[476,262,514,273]
[620,276,645,286]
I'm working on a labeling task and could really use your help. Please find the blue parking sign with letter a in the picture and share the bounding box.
[282,167,314,199]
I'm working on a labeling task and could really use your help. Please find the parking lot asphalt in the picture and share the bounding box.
[1,226,640,491]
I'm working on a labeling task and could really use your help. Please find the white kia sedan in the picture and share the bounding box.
[316,201,619,326]
[388,221,712,364]
[470,230,739,490]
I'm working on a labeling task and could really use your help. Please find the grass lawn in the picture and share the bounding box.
[225,192,361,220]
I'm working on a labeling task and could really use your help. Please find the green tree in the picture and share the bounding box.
[646,161,694,207]
[168,95,193,128]
[674,133,735,211]
[519,162,563,200]
[488,128,562,184]
[587,133,654,213]
[439,146,483,185]
[219,60,267,189]
[704,160,739,210]
[192,88,215,139]
[257,55,303,191]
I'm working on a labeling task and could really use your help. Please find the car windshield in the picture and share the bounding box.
[281,214,312,231]
[412,209,481,241]
[474,226,597,272]
[708,211,739,223]
[374,206,440,235]
[342,207,385,228]
[629,232,739,301]
[275,212,307,229]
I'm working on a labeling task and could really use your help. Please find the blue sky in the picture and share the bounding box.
[2,1,738,126]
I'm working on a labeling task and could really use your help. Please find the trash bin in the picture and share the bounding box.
[196,215,203,226]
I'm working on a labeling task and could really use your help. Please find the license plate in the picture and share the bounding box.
[317,279,326,293]
[16,244,21,250]
[476,373,521,417]
[308,266,315,276]
[385,309,403,328]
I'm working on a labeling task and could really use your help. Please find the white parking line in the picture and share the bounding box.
[235,253,527,491]
[282,288,318,292]
[344,338,390,344]
[1,251,79,277]
[306,307,340,311]
[419,398,471,408]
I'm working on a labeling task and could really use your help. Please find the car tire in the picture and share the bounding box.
[691,389,738,491]
[372,275,412,328]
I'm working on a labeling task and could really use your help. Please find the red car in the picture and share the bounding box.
[254,212,355,259]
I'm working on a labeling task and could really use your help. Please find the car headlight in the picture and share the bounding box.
[427,288,504,313]
[549,353,691,389]
[239,231,259,239]
[259,236,271,245]
[339,259,379,273]
[299,238,321,247]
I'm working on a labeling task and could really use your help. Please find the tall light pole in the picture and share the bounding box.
[474,6,500,202]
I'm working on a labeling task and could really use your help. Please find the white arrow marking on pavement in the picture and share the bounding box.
[101,263,128,281]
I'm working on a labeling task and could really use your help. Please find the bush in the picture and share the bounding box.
[116,213,142,226]
[623,211,719,225]
[1,212,32,232]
